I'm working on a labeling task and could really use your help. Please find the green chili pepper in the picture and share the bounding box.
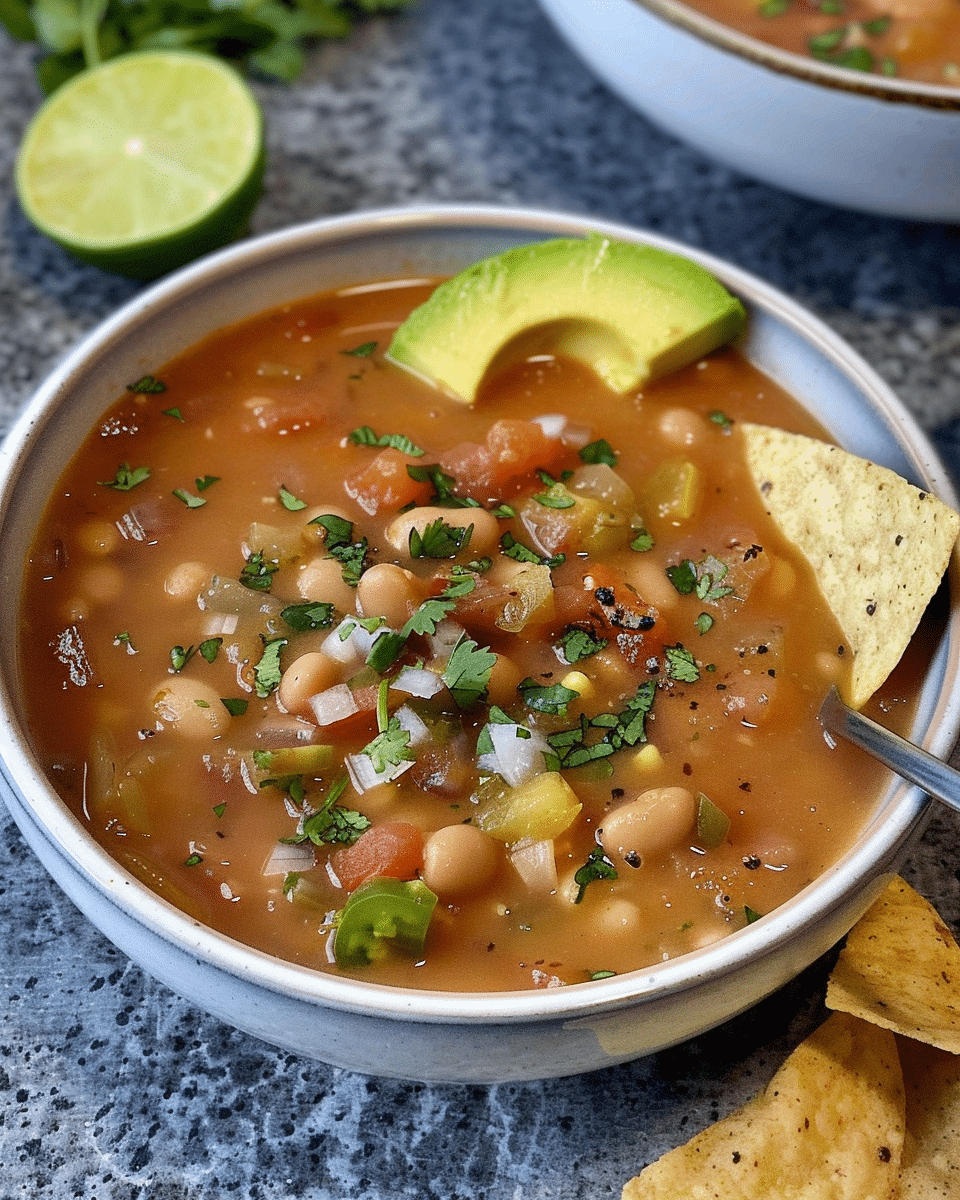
[333,877,438,967]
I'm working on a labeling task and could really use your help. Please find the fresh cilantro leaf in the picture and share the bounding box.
[184,853,203,867]
[221,697,249,717]
[196,475,220,492]
[127,374,166,394]
[341,341,377,357]
[281,602,336,631]
[574,846,618,903]
[348,426,425,457]
[491,504,515,519]
[366,631,408,675]
[99,462,150,491]
[695,612,714,635]
[548,680,656,767]
[745,906,763,924]
[361,717,414,774]
[518,677,580,715]
[213,802,227,819]
[534,483,575,510]
[664,643,700,683]
[170,644,195,672]
[406,463,480,509]
[499,531,565,569]
[173,487,205,508]
[261,774,307,804]
[558,625,607,663]
[309,514,369,586]
[163,407,184,421]
[666,555,733,603]
[442,635,496,709]
[255,636,287,697]
[579,439,617,467]
[709,410,733,429]
[630,527,654,553]
[279,485,307,511]
[310,512,353,546]
[409,517,473,559]
[240,550,280,592]
[199,637,222,663]
[113,631,137,653]
[666,559,697,594]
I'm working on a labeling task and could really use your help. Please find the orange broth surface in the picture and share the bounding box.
[682,0,960,85]
[19,278,919,992]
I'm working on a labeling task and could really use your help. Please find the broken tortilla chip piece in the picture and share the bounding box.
[621,1011,904,1200]
[826,876,960,1053]
[740,424,959,709]
[897,1034,960,1199]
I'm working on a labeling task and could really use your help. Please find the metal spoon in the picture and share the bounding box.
[819,685,960,816]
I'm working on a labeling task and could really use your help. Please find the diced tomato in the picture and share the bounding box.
[439,420,567,501]
[554,565,670,669]
[331,822,425,892]
[345,448,432,515]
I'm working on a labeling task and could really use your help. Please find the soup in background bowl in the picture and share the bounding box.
[1,205,959,1082]
[537,0,960,222]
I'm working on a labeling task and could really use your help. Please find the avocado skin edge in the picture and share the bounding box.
[386,234,747,403]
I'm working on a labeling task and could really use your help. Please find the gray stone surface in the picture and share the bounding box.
[2,2,960,1196]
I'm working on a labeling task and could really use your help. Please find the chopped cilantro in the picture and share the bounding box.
[534,483,576,510]
[558,626,608,663]
[196,475,220,492]
[518,677,580,716]
[127,374,166,394]
[341,341,378,358]
[113,631,137,653]
[745,906,763,924]
[664,643,700,683]
[629,527,654,553]
[406,463,480,509]
[184,853,203,867]
[309,513,369,586]
[298,776,371,847]
[548,680,656,768]
[173,487,205,508]
[348,426,425,457]
[199,637,222,664]
[99,462,150,491]
[279,485,307,511]
[212,803,227,818]
[240,550,280,592]
[281,602,336,631]
[574,846,618,903]
[442,635,496,709]
[666,555,733,602]
[254,636,287,697]
[579,438,618,467]
[409,518,473,559]
[163,407,184,421]
[169,644,195,672]
[361,717,414,775]
[220,697,249,717]
[695,612,714,635]
[491,504,516,519]
[709,410,733,429]
[499,531,565,569]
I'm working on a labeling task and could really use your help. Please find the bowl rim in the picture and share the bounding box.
[2,201,959,1026]
[627,0,960,108]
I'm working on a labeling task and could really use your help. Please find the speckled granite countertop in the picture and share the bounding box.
[2,3,960,1197]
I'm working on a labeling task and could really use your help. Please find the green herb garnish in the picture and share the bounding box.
[99,462,150,491]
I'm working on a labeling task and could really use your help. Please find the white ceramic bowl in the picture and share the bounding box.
[1,205,958,1083]
[538,0,960,222]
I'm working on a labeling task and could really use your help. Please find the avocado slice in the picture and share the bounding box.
[386,234,746,403]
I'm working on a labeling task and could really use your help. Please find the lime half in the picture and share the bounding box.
[16,50,265,280]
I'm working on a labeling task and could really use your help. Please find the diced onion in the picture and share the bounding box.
[531,413,567,440]
[394,703,431,747]
[253,716,321,746]
[322,618,388,665]
[309,683,359,726]
[262,841,316,876]
[477,723,550,787]
[390,667,445,699]
[509,838,559,892]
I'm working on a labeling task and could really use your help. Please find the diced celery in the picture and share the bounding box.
[696,791,730,848]
[474,771,582,843]
[641,458,702,522]
[246,521,304,564]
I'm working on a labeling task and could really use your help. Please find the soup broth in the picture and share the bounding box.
[19,278,913,991]
[683,0,960,85]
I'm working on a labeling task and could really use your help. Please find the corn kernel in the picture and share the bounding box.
[560,670,592,698]
[634,744,663,771]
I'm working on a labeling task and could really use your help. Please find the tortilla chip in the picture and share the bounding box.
[741,424,958,709]
[897,1035,960,1199]
[621,1011,904,1200]
[826,876,960,1053]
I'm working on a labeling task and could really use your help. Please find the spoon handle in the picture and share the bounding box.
[819,686,960,816]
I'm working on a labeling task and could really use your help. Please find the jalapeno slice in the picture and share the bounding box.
[333,877,438,967]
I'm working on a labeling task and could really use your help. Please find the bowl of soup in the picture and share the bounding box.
[537,0,960,221]
[1,204,958,1083]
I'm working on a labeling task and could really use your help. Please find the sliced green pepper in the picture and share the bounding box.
[333,877,438,967]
